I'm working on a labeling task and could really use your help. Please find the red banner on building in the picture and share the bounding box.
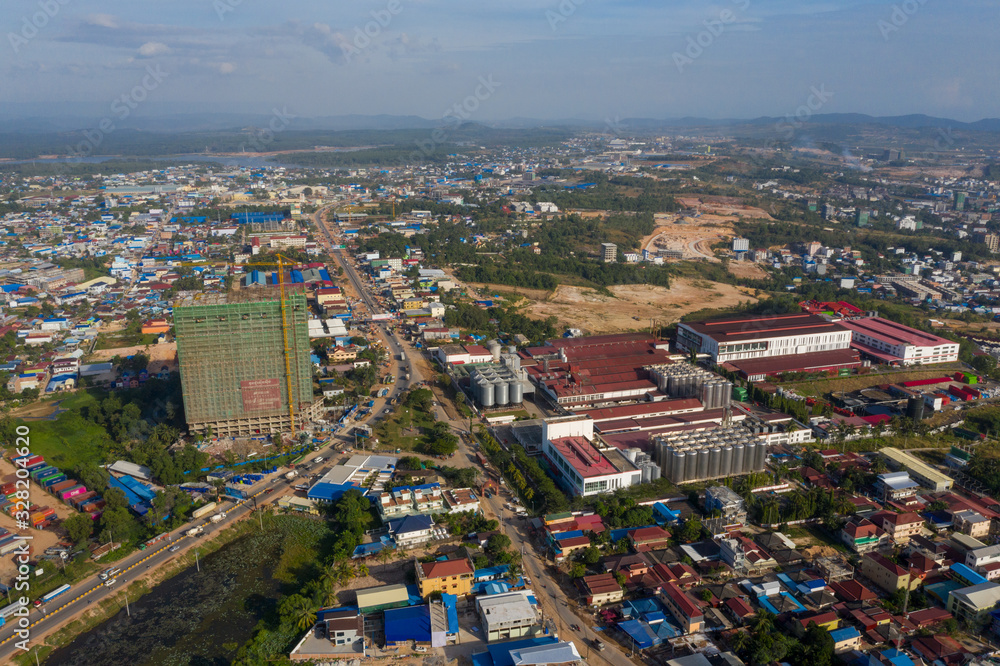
[241,378,282,412]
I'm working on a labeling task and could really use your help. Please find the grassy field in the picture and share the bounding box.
[94,331,161,351]
[374,403,435,452]
[15,390,110,470]
[778,363,966,398]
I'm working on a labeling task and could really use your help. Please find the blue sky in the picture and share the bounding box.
[2,0,995,123]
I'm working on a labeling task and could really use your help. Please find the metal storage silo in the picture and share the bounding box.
[743,441,756,473]
[756,442,768,470]
[494,379,509,406]
[510,380,524,404]
[721,382,733,408]
[697,448,710,481]
[641,464,651,483]
[721,446,734,478]
[671,450,686,484]
[481,379,495,407]
[488,341,501,361]
[708,447,722,479]
[649,465,660,481]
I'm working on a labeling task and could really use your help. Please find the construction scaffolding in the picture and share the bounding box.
[174,289,319,437]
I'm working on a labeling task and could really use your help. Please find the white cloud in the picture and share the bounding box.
[87,14,120,29]
[138,42,171,57]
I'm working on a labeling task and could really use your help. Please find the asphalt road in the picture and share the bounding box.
[314,208,636,663]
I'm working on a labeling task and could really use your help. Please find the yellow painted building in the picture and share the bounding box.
[415,557,475,597]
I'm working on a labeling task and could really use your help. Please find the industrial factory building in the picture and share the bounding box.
[539,416,650,497]
[675,313,852,364]
[654,427,770,485]
[174,291,321,436]
[839,317,960,366]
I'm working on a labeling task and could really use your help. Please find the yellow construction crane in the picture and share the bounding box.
[240,253,301,435]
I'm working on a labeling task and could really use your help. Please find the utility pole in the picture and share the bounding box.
[124,588,130,617]
[196,549,200,573]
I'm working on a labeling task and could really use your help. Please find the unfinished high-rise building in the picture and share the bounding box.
[174,291,320,437]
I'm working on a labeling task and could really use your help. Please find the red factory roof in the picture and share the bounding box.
[547,436,618,478]
[548,379,657,398]
[723,349,861,377]
[575,398,703,422]
[681,313,848,342]
[546,333,653,349]
[840,317,955,348]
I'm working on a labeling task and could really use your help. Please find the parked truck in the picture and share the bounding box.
[399,351,406,361]
[191,502,217,520]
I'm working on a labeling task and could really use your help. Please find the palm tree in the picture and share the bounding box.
[377,546,394,569]
[333,560,355,586]
[752,610,774,635]
[290,596,317,631]
[730,629,751,654]
[355,562,369,579]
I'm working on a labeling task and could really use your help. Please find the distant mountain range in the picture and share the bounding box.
[1,112,999,134]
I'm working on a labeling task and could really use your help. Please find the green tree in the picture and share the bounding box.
[64,513,94,545]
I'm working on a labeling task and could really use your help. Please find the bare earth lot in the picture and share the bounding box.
[525,278,757,333]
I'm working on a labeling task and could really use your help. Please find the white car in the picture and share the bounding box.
[103,578,117,587]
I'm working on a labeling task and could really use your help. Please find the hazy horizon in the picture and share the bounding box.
[2,1,996,125]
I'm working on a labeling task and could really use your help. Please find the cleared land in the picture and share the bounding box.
[522,278,758,333]
[642,217,736,262]
[89,341,178,371]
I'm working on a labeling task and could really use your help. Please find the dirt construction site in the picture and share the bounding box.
[522,278,758,333]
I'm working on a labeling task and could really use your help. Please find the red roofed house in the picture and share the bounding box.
[907,607,953,629]
[628,526,672,551]
[872,511,923,544]
[911,635,965,665]
[658,582,704,634]
[578,573,624,606]
[652,562,701,589]
[723,596,756,625]
[860,552,919,593]
[416,557,475,597]
[828,579,878,602]
[841,517,889,554]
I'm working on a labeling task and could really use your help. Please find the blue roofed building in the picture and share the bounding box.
[384,601,451,647]
[471,637,563,666]
[829,626,862,653]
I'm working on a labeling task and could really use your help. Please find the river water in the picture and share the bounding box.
[45,531,284,666]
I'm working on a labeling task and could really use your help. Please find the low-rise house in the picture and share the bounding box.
[829,626,862,653]
[953,509,990,539]
[705,486,748,525]
[578,573,624,606]
[416,557,474,597]
[872,510,923,544]
[876,472,920,502]
[947,582,1000,624]
[375,483,444,521]
[387,514,435,548]
[476,591,542,642]
[628,525,672,551]
[719,535,776,574]
[841,518,888,554]
[658,582,704,634]
[861,552,919,593]
[443,488,480,514]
